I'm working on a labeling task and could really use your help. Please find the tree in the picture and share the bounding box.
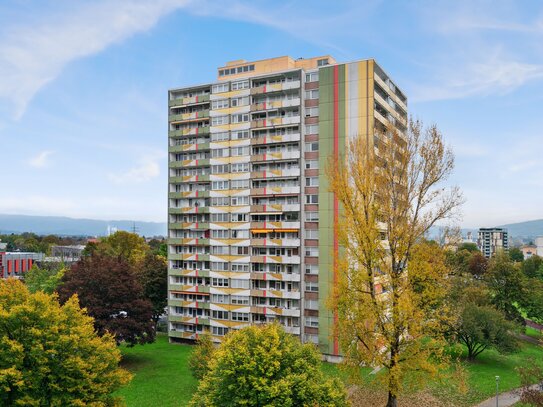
[99,231,149,265]
[189,324,348,407]
[458,242,478,253]
[58,253,155,346]
[486,253,525,324]
[328,121,463,407]
[0,279,131,405]
[522,255,543,279]
[467,251,488,278]
[138,252,167,326]
[509,247,524,262]
[24,262,66,294]
[449,303,518,361]
[188,334,215,380]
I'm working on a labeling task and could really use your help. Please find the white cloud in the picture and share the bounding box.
[0,0,192,119]
[28,150,54,168]
[108,153,164,184]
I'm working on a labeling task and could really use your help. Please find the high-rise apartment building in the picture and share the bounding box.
[477,227,509,258]
[167,55,407,357]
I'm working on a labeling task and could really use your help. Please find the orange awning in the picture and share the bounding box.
[251,229,272,234]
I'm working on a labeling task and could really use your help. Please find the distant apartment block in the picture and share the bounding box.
[48,245,85,263]
[536,237,543,257]
[0,250,44,279]
[167,55,407,357]
[477,227,509,258]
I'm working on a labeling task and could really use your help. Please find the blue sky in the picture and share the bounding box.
[1,0,542,228]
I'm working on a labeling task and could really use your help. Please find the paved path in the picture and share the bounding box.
[475,384,541,407]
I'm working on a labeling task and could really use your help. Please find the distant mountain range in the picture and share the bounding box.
[497,219,543,239]
[0,214,166,237]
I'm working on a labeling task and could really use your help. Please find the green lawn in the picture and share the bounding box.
[116,334,543,407]
[525,325,542,340]
[116,334,197,407]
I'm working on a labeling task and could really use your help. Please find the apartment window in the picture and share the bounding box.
[231,180,249,189]
[305,316,319,328]
[212,164,229,174]
[305,72,319,82]
[211,278,229,287]
[231,163,249,172]
[231,263,249,272]
[231,80,249,90]
[305,247,319,257]
[212,181,229,190]
[305,282,319,292]
[305,107,319,117]
[211,213,230,222]
[232,130,250,140]
[231,312,249,322]
[231,213,248,222]
[211,131,230,142]
[305,211,319,221]
[317,58,329,67]
[232,246,249,255]
[305,89,319,99]
[211,115,229,126]
[212,326,229,336]
[231,196,249,205]
[305,195,319,204]
[231,279,250,289]
[305,300,319,310]
[231,229,249,239]
[212,83,229,93]
[212,310,229,320]
[211,229,230,239]
[305,142,319,152]
[305,124,318,135]
[231,146,250,156]
[211,294,229,304]
[211,262,229,271]
[231,113,249,123]
[305,177,319,187]
[212,99,229,109]
[211,197,229,206]
[305,160,318,169]
[231,295,249,305]
[231,96,249,106]
[306,229,319,240]
[211,246,229,255]
[305,264,319,274]
[211,148,229,158]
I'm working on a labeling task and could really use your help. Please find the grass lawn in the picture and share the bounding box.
[525,325,542,340]
[116,334,197,407]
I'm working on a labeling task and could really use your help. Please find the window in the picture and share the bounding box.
[211,262,229,271]
[231,229,249,239]
[305,316,319,328]
[231,80,249,90]
[305,142,319,152]
[305,72,319,82]
[231,295,249,305]
[305,160,318,169]
[211,197,229,206]
[211,164,229,174]
[305,282,319,292]
[305,177,319,187]
[211,246,229,255]
[231,279,250,289]
[305,107,319,117]
[232,130,249,140]
[211,230,230,239]
[212,99,229,109]
[231,263,249,272]
[211,131,229,142]
[212,326,229,336]
[212,83,229,93]
[211,294,229,303]
[231,163,249,172]
[212,310,229,320]
[232,312,249,322]
[305,89,319,99]
[317,58,329,67]
[231,213,248,222]
[211,278,229,287]
[305,264,319,274]
[212,181,229,190]
[231,180,249,189]
[305,124,318,135]
[231,146,250,156]
[306,229,319,239]
[231,96,249,106]
[231,196,249,206]
[232,246,249,255]
[211,213,230,222]
[305,211,319,221]
[211,148,229,158]
[305,247,319,257]
[212,115,229,126]
[305,195,318,204]
[231,113,249,123]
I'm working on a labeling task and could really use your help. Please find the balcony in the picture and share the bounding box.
[250,203,300,212]
[250,255,301,264]
[168,253,211,262]
[250,238,300,247]
[168,142,210,153]
[250,289,301,299]
[250,306,301,317]
[169,315,210,325]
[168,298,211,309]
[169,94,210,107]
[169,110,210,123]
[169,126,210,137]
[251,133,301,145]
[169,238,210,245]
[168,174,210,183]
[250,272,301,282]
[168,206,210,215]
[250,221,300,230]
[250,151,301,162]
[168,190,210,199]
[250,186,300,195]
[169,158,210,168]
[251,168,300,179]
[251,116,300,129]
[250,98,301,112]
[169,222,210,230]
[250,80,301,95]
[168,268,210,278]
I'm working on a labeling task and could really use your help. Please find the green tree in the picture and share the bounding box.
[458,242,478,253]
[522,255,542,279]
[509,247,524,262]
[58,253,155,346]
[138,252,167,326]
[0,279,131,406]
[24,263,66,294]
[188,334,215,380]
[100,231,149,265]
[189,324,348,407]
[449,303,518,361]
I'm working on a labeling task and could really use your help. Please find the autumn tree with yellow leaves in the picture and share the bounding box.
[328,121,463,407]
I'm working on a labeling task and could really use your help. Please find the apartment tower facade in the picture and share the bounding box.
[478,227,509,258]
[167,55,407,357]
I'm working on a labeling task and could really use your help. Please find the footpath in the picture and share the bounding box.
[475,384,541,407]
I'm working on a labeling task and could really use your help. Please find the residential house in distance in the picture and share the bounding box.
[520,244,537,260]
[477,227,509,258]
[167,55,407,359]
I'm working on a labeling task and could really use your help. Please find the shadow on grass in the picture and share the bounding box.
[120,352,153,371]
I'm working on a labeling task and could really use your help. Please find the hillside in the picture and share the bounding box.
[497,219,543,239]
[0,214,166,237]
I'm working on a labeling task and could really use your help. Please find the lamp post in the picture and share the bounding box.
[495,376,500,407]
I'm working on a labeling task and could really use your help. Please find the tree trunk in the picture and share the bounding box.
[386,391,398,407]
